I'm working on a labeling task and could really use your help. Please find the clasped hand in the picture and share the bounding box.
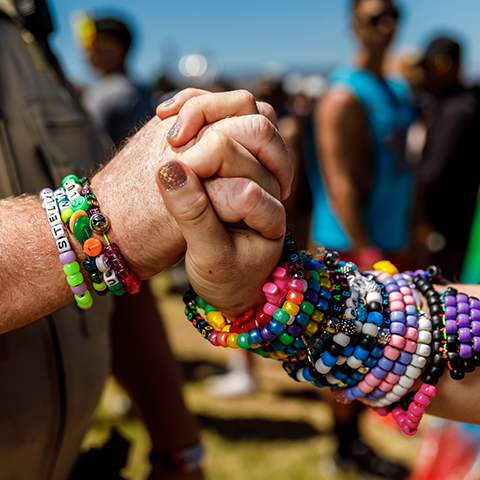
[93,88,293,318]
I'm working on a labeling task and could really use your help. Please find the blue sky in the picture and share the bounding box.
[49,0,480,86]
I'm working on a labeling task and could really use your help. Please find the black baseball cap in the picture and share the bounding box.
[420,36,461,72]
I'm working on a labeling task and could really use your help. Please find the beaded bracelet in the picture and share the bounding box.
[40,187,93,310]
[59,175,141,296]
[182,239,480,437]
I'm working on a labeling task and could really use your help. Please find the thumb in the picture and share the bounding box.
[156,160,229,250]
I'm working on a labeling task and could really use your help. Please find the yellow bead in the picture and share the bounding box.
[318,268,329,277]
[311,310,325,322]
[268,353,280,360]
[275,351,289,359]
[305,320,319,334]
[206,311,226,330]
[319,277,331,289]
[227,333,240,349]
[373,260,399,275]
[282,300,300,316]
[222,324,231,332]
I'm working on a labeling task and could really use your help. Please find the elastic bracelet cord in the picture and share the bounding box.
[40,187,93,310]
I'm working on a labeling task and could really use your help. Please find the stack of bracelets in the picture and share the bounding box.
[183,229,480,437]
[40,174,141,310]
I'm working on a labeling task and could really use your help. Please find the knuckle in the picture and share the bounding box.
[205,130,230,154]
[235,89,257,107]
[246,114,274,141]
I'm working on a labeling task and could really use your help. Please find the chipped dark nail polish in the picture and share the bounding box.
[158,161,187,191]
[167,118,180,138]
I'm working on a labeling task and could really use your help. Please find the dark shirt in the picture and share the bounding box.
[420,84,480,248]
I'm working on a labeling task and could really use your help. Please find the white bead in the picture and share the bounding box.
[392,384,408,397]
[296,368,309,383]
[411,354,427,369]
[378,397,393,406]
[64,179,78,192]
[418,318,432,331]
[347,356,363,369]
[301,279,308,293]
[67,189,81,201]
[51,223,65,240]
[416,343,431,358]
[95,255,109,273]
[42,195,55,209]
[355,320,363,333]
[358,296,366,306]
[362,323,379,337]
[56,236,71,254]
[385,391,402,403]
[326,373,342,384]
[418,330,432,344]
[286,314,296,325]
[333,332,350,346]
[54,187,66,198]
[104,269,120,287]
[405,364,422,379]
[47,211,62,228]
[344,307,357,320]
[399,375,415,389]
[336,355,347,365]
[366,292,383,304]
[350,288,359,300]
[315,358,330,375]
[44,200,57,213]
[346,298,358,309]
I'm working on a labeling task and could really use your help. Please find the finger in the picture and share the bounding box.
[203,114,293,200]
[256,100,279,129]
[178,129,281,200]
[204,177,286,240]
[156,87,210,118]
[162,90,260,147]
[157,89,278,128]
[156,160,230,251]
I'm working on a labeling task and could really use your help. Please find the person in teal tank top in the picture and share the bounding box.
[305,2,414,480]
[308,0,416,273]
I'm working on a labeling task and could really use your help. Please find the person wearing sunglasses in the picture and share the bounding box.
[304,0,414,478]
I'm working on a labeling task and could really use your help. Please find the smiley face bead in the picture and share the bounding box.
[90,212,110,234]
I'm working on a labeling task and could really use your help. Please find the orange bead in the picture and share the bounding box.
[217,331,229,348]
[83,237,103,257]
[69,210,88,233]
[286,290,304,305]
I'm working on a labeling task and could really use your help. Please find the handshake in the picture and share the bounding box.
[0,89,294,331]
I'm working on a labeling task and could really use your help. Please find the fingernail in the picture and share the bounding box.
[159,96,176,107]
[158,161,187,191]
[167,118,180,138]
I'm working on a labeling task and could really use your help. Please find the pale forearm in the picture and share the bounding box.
[0,195,90,331]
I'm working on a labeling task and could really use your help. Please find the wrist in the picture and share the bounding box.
[90,153,186,279]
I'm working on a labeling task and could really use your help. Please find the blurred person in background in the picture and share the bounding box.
[413,36,480,281]
[80,15,154,149]
[304,0,415,477]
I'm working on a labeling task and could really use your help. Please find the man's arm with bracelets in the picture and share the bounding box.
[0,89,292,332]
